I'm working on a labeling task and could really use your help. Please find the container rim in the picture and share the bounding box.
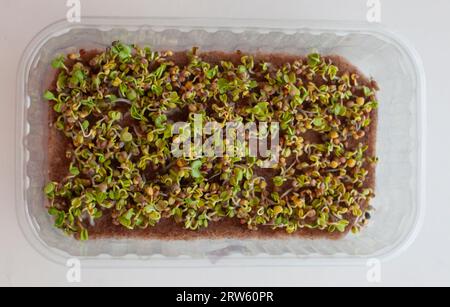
[15,17,426,267]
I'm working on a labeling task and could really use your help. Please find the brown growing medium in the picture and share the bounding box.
[45,43,378,240]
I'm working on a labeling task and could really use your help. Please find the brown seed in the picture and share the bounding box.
[68,53,79,60]
[176,159,185,168]
[239,199,248,206]
[273,205,283,215]
[347,159,356,168]
[188,104,197,112]
[185,81,193,90]
[145,186,154,197]
[330,161,339,169]
[329,131,339,139]
[356,97,365,106]
[260,181,267,189]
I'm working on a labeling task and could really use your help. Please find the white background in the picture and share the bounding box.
[1,0,449,286]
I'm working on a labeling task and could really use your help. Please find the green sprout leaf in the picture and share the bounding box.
[69,165,80,176]
[273,176,286,187]
[70,69,85,86]
[154,63,167,79]
[119,208,135,228]
[154,114,167,129]
[217,78,230,94]
[363,86,373,97]
[206,65,218,79]
[81,120,89,131]
[190,160,203,178]
[108,110,122,121]
[332,104,347,116]
[130,104,146,121]
[51,55,66,69]
[151,84,163,96]
[80,228,89,241]
[44,182,56,196]
[48,207,60,216]
[43,90,56,101]
[126,88,137,101]
[120,130,133,143]
[248,101,270,121]
[328,65,338,79]
[334,219,349,232]
[308,53,321,68]
[312,117,325,128]
[112,42,132,61]
[55,213,65,228]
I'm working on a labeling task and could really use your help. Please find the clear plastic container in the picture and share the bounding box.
[15,17,426,266]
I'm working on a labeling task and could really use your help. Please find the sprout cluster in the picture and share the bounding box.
[43,42,378,240]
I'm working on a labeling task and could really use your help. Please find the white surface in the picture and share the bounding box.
[20,17,424,265]
[0,0,449,286]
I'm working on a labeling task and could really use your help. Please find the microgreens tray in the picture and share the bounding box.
[16,18,425,266]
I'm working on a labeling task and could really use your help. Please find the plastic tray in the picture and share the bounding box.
[15,17,426,267]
